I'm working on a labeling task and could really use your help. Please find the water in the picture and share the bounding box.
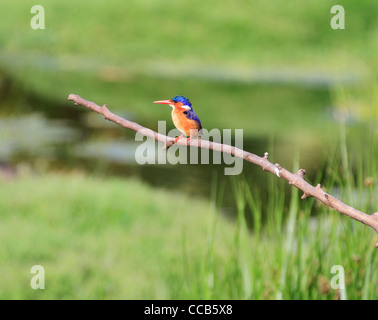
[0,111,326,213]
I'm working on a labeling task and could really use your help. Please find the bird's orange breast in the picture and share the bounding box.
[171,108,201,136]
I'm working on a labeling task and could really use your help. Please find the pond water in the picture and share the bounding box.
[0,111,326,212]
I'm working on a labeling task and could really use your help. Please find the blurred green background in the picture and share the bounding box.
[0,0,377,299]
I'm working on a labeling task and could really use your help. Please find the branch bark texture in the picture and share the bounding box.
[68,94,378,244]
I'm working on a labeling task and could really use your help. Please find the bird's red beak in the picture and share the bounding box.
[153,100,172,105]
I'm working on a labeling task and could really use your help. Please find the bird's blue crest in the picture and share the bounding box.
[172,95,192,107]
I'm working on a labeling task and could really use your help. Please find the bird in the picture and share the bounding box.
[153,95,202,145]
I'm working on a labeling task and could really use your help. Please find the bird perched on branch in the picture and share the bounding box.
[154,95,202,145]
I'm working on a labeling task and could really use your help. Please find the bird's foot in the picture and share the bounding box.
[174,134,185,144]
[185,135,201,146]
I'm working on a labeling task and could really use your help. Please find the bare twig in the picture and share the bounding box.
[68,94,378,244]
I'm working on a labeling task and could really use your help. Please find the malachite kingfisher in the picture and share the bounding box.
[154,95,202,145]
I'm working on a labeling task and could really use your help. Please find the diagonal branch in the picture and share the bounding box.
[68,94,378,245]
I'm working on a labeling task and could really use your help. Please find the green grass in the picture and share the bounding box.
[175,141,377,300]
[0,172,235,299]
[1,0,377,67]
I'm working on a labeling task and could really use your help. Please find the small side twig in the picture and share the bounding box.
[68,94,378,245]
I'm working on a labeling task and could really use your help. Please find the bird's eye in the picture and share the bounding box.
[183,111,188,115]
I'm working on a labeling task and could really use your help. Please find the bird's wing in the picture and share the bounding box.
[184,110,202,129]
